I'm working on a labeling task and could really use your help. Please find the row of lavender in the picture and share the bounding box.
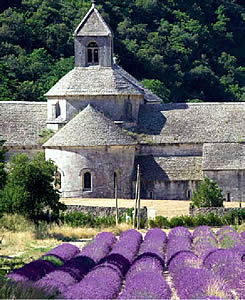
[7,226,245,299]
[167,226,245,299]
[7,228,172,299]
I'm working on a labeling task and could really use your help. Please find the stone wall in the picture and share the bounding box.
[45,145,135,199]
[190,207,245,217]
[204,170,245,202]
[138,180,200,200]
[65,205,148,222]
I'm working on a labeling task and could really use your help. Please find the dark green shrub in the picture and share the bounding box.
[191,177,224,208]
[193,214,208,226]
[62,211,95,227]
[149,216,170,228]
[181,215,195,227]
[169,216,185,228]
[204,213,223,226]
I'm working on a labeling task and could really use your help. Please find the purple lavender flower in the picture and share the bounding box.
[95,231,117,245]
[7,260,56,283]
[231,244,245,258]
[81,243,111,263]
[126,256,163,281]
[203,249,242,273]
[42,243,80,262]
[144,228,167,243]
[35,269,78,294]
[120,271,172,299]
[63,265,122,299]
[172,267,233,299]
[216,226,236,236]
[192,225,214,239]
[168,251,200,277]
[166,236,192,265]
[119,229,143,244]
[60,255,96,280]
[218,231,242,249]
[240,231,245,240]
[168,226,192,241]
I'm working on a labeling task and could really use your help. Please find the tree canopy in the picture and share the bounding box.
[191,177,225,208]
[0,137,7,190]
[0,152,65,224]
[0,0,244,102]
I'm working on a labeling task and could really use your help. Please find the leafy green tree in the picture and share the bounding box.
[191,177,225,208]
[0,0,244,102]
[0,137,7,190]
[142,79,170,101]
[0,152,66,224]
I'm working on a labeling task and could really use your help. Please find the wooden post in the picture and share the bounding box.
[115,173,119,226]
[137,165,141,230]
[133,165,139,229]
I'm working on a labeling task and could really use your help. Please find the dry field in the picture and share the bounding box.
[62,198,245,218]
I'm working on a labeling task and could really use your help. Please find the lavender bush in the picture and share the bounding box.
[192,225,214,239]
[63,264,122,299]
[168,226,192,241]
[7,260,56,283]
[166,236,192,265]
[42,243,80,263]
[120,271,172,299]
[35,269,78,295]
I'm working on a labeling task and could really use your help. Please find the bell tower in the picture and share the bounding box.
[74,2,113,67]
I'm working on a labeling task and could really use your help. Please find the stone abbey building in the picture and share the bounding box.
[1,3,245,201]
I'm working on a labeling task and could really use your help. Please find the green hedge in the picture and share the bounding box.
[60,210,140,228]
[149,209,245,229]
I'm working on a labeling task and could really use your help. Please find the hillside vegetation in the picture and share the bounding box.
[0,0,244,102]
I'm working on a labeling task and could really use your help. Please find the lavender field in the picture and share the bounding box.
[6,226,245,299]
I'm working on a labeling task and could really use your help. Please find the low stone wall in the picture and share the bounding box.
[65,205,148,221]
[190,207,245,217]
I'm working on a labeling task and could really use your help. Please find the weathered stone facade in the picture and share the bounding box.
[65,205,148,223]
[1,4,245,201]
[190,207,245,217]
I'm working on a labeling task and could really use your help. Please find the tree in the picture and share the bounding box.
[0,152,66,224]
[0,137,7,190]
[191,177,225,208]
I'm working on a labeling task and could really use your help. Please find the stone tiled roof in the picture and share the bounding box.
[203,143,245,170]
[74,4,112,37]
[138,103,245,144]
[0,102,47,147]
[45,66,144,97]
[43,104,136,147]
[134,155,203,181]
[114,65,162,103]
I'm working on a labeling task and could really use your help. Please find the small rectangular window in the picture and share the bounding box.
[94,49,99,63]
[226,192,231,202]
[88,49,93,63]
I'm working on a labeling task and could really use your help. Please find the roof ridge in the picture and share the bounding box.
[43,104,136,147]
[74,4,112,37]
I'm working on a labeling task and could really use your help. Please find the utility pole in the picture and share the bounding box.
[115,173,119,226]
[133,164,140,229]
[137,165,141,230]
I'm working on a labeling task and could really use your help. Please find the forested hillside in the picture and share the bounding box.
[0,0,244,103]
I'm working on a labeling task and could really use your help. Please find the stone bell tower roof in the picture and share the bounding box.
[74,3,112,37]
[43,104,136,148]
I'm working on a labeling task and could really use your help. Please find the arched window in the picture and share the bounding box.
[54,171,61,190]
[87,42,99,64]
[84,172,92,191]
